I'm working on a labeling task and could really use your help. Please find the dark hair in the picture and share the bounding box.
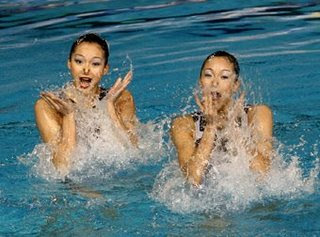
[200,51,240,79]
[69,33,110,65]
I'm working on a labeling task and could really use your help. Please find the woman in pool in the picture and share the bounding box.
[170,51,273,186]
[34,33,137,176]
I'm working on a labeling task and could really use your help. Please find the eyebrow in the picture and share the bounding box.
[204,68,232,73]
[73,54,103,61]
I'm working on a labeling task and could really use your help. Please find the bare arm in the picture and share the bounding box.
[171,116,216,186]
[106,71,138,146]
[115,90,138,146]
[34,93,76,175]
[247,105,273,174]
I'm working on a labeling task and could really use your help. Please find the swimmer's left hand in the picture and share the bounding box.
[106,70,133,103]
[230,92,245,122]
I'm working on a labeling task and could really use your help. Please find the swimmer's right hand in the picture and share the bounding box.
[194,92,220,127]
[41,92,74,115]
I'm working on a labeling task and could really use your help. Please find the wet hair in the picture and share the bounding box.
[69,33,110,65]
[200,51,240,79]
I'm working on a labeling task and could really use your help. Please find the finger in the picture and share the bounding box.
[208,93,213,116]
[41,94,60,111]
[110,75,131,97]
[44,92,71,110]
[235,92,245,110]
[111,77,122,91]
[118,71,132,91]
[194,93,204,111]
[238,92,245,105]
[203,94,210,114]
[124,70,133,82]
[45,93,69,107]
[117,77,131,92]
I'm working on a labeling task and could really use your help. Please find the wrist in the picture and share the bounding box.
[204,124,217,134]
[63,112,75,122]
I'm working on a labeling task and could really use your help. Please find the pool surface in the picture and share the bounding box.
[0,0,320,236]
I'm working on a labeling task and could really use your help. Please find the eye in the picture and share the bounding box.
[203,71,213,77]
[74,58,83,64]
[221,75,229,80]
[92,62,101,66]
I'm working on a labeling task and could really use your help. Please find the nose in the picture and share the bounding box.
[211,78,219,87]
[83,63,90,74]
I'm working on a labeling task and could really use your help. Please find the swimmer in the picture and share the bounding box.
[34,33,138,176]
[170,51,273,186]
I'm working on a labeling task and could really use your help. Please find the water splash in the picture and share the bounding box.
[108,54,133,82]
[22,84,164,182]
[151,102,319,214]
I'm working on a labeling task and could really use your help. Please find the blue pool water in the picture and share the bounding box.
[1,0,320,236]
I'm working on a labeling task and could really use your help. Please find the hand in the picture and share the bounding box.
[194,92,219,126]
[229,92,245,123]
[41,92,74,116]
[106,70,132,104]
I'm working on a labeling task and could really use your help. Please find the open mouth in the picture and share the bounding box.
[79,77,92,89]
[211,91,221,100]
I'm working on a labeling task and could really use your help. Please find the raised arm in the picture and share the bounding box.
[115,90,138,146]
[247,104,273,174]
[34,92,76,175]
[105,71,138,146]
[171,115,216,186]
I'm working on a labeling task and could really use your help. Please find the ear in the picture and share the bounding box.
[67,60,71,70]
[103,64,109,75]
[233,79,240,92]
[198,77,203,89]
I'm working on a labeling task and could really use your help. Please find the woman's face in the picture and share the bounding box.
[68,42,109,95]
[200,56,239,109]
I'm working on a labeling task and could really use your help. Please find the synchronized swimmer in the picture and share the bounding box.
[34,33,138,176]
[170,51,273,186]
[34,34,273,185]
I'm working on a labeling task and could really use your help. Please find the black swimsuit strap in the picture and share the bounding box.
[193,105,251,144]
[192,111,206,132]
[98,87,109,101]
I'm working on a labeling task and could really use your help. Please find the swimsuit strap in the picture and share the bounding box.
[98,87,109,101]
[192,105,251,143]
[192,111,206,144]
[244,104,252,114]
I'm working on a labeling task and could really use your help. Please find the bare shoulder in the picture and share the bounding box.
[171,115,195,141]
[248,104,273,136]
[115,89,135,111]
[34,98,48,112]
[248,104,272,121]
[171,115,194,130]
[34,98,62,142]
[117,89,134,103]
[34,97,62,124]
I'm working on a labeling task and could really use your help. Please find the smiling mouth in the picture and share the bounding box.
[211,91,221,100]
[79,77,92,89]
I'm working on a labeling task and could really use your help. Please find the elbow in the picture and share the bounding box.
[186,165,204,187]
[188,175,202,187]
[250,153,271,174]
[52,145,74,175]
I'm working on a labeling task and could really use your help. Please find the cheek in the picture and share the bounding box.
[200,78,211,90]
[221,82,233,94]
[93,67,105,76]
[70,64,81,75]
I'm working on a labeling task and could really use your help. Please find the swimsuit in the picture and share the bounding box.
[192,105,251,146]
[98,87,109,101]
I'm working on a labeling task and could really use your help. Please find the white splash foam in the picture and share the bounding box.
[151,103,319,214]
[24,87,164,182]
